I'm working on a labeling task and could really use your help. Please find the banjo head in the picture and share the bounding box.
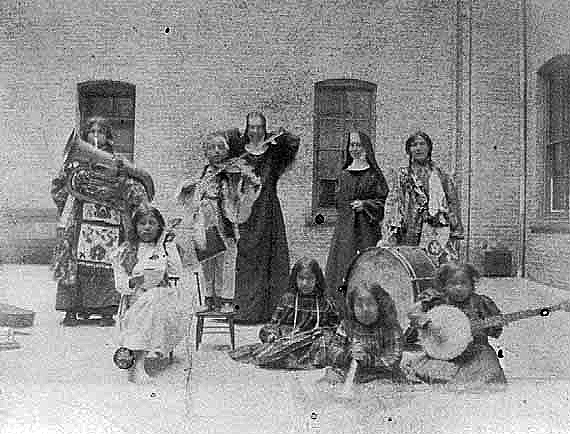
[421,305,473,361]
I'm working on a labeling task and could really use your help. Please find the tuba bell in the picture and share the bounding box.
[63,129,155,210]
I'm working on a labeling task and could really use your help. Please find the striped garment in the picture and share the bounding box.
[325,319,403,372]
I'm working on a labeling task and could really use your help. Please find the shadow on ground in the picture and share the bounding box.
[2,265,570,433]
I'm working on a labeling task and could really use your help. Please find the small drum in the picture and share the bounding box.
[344,246,438,330]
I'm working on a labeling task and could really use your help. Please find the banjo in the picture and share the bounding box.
[419,300,570,361]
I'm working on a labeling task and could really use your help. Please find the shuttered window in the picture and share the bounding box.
[313,79,376,217]
[78,81,136,161]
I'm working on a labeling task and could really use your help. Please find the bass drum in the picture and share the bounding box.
[344,246,438,330]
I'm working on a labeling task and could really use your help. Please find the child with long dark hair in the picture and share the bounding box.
[112,205,190,384]
[319,282,404,384]
[405,262,506,385]
[382,131,463,264]
[230,257,338,369]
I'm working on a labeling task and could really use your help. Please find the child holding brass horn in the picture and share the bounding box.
[51,117,152,327]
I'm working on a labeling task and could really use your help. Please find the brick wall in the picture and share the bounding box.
[525,0,570,289]
[454,0,522,274]
[1,0,527,278]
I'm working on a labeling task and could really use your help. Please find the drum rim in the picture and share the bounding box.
[346,246,437,288]
[344,246,438,329]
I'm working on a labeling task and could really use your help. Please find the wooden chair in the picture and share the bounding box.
[193,271,236,351]
[117,276,183,363]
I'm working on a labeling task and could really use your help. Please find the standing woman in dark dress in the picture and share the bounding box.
[232,112,300,324]
[325,131,389,316]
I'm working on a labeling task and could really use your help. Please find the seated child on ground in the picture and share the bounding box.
[405,262,506,385]
[319,283,404,384]
[229,257,339,369]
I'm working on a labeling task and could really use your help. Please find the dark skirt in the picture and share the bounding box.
[55,264,120,315]
[405,343,506,385]
[234,190,290,324]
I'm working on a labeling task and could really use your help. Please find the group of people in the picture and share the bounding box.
[230,257,506,387]
[51,112,505,386]
[51,112,300,382]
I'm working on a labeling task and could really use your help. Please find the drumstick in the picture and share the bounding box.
[340,358,358,397]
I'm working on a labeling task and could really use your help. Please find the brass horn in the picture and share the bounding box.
[64,129,119,172]
[63,129,155,206]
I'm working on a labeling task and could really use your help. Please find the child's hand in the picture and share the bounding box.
[271,127,286,145]
[350,200,364,212]
[349,341,367,362]
[129,274,144,289]
[377,233,398,248]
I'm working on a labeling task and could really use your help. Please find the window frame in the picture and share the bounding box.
[311,79,377,225]
[538,56,570,223]
[77,80,136,161]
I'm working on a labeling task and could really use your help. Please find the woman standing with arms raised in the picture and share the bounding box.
[324,131,389,315]
[232,112,300,324]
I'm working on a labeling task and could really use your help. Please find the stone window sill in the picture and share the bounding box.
[529,221,570,234]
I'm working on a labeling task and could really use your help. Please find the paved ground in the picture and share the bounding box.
[1,264,570,434]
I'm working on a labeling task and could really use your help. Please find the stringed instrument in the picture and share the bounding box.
[219,131,284,226]
[419,300,570,361]
[254,327,326,367]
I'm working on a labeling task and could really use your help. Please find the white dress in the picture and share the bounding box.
[112,241,192,356]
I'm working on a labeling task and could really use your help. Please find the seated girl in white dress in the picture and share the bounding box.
[112,205,190,384]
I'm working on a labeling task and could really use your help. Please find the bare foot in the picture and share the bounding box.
[128,367,153,385]
[338,389,355,400]
[134,369,153,385]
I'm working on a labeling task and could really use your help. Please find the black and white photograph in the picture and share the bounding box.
[1,0,570,433]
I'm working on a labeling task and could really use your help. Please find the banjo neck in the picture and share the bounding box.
[420,300,570,361]
[470,301,569,332]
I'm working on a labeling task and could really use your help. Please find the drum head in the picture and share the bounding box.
[345,247,437,330]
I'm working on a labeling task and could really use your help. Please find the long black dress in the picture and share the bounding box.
[324,167,388,313]
[234,133,300,323]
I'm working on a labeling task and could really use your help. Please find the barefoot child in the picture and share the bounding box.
[112,206,188,384]
[405,262,506,385]
[319,283,404,384]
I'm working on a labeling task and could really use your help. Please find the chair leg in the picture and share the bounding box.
[169,350,174,363]
[195,317,203,351]
[229,317,235,351]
